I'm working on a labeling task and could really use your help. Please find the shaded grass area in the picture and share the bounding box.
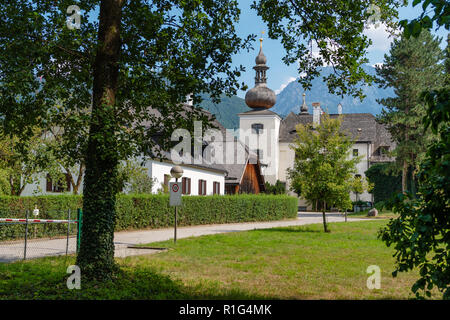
[0,221,437,299]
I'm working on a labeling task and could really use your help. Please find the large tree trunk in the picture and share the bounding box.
[76,0,123,281]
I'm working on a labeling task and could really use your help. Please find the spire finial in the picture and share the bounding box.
[300,92,308,114]
[260,30,264,49]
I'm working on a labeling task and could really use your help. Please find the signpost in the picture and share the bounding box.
[170,166,183,243]
[169,182,182,206]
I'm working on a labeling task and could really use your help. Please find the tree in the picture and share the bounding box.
[288,114,361,232]
[264,180,287,195]
[0,130,60,196]
[350,175,373,203]
[379,0,450,299]
[376,29,445,194]
[41,102,91,195]
[116,160,154,194]
[252,0,405,100]
[0,1,253,280]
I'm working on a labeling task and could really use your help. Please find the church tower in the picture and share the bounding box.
[238,36,281,184]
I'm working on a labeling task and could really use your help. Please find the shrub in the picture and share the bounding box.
[365,164,402,203]
[0,194,298,240]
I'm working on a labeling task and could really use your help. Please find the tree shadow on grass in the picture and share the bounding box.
[0,255,279,300]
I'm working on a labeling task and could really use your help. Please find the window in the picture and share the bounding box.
[46,173,71,193]
[255,149,263,160]
[251,123,264,134]
[213,182,220,195]
[198,179,206,195]
[353,149,359,157]
[355,174,361,179]
[164,174,171,187]
[182,177,191,195]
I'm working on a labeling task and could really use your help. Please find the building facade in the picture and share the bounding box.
[237,38,396,209]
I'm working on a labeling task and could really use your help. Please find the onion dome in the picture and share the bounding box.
[245,37,276,110]
[300,93,308,114]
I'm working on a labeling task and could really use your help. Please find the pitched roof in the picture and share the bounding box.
[145,103,258,179]
[279,112,394,148]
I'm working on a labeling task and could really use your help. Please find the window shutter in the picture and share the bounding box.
[218,182,220,195]
[182,178,186,194]
[188,178,191,195]
[203,180,206,195]
[198,180,202,195]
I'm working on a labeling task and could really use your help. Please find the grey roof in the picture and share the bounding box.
[145,103,258,179]
[279,112,393,146]
[238,108,281,117]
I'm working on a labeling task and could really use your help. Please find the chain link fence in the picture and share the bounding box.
[0,208,81,263]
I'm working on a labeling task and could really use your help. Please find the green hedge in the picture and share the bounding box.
[0,194,298,240]
[365,164,402,203]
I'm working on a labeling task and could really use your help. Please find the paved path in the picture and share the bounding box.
[0,212,368,263]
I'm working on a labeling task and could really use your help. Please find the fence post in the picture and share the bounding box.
[66,209,71,256]
[76,208,82,254]
[24,210,29,260]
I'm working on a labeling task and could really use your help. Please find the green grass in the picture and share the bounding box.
[0,220,439,300]
[347,209,398,219]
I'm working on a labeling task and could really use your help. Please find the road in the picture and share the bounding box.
[0,212,369,263]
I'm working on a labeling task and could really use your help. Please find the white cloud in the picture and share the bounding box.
[363,23,399,52]
[275,76,296,94]
[371,62,384,68]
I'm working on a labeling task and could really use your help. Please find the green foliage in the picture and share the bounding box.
[400,0,449,38]
[379,93,450,299]
[0,194,298,241]
[0,131,61,196]
[0,195,83,240]
[376,30,445,192]
[365,163,402,203]
[252,0,404,100]
[0,0,255,281]
[288,114,362,231]
[264,180,287,195]
[378,14,450,299]
[116,160,154,194]
[198,94,250,130]
[0,169,10,195]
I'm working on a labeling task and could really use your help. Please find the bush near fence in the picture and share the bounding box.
[0,194,298,240]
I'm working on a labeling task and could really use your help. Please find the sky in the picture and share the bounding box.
[232,1,449,98]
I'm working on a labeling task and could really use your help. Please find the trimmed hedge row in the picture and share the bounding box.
[0,194,298,240]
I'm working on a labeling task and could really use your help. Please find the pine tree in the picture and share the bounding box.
[376,30,445,194]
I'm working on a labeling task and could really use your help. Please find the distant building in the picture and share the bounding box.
[236,37,396,209]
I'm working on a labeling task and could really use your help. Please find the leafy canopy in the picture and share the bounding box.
[288,114,361,213]
[0,0,254,160]
[252,0,406,100]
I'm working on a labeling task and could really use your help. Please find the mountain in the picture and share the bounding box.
[199,65,394,129]
[272,65,394,117]
[199,94,250,130]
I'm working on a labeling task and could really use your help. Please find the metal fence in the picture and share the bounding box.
[0,209,82,263]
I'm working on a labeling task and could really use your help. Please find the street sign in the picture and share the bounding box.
[169,182,182,206]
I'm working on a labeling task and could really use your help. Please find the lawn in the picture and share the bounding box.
[0,220,440,299]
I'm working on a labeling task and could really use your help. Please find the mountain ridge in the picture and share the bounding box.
[199,65,393,129]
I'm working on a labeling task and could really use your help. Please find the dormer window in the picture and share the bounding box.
[252,123,264,134]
